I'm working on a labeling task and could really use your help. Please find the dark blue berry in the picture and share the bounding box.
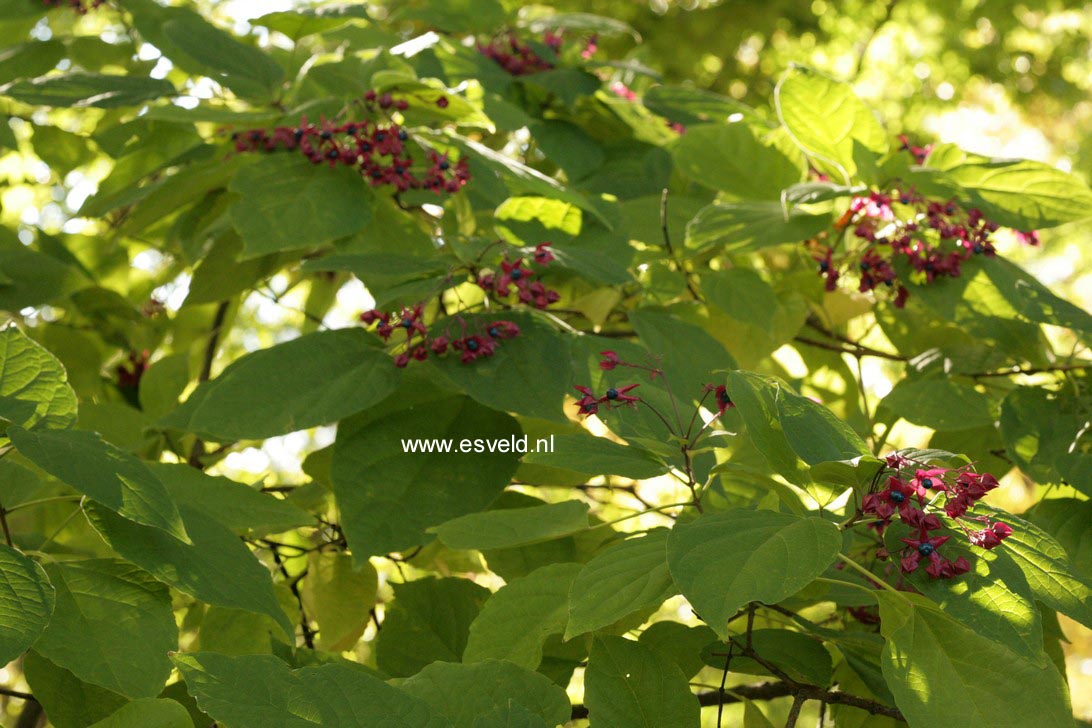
[488,326,500,338]
[320,131,333,140]
[439,161,450,170]
[918,543,935,556]
[401,319,413,329]
[819,261,829,272]
[606,388,619,400]
[398,129,408,141]
[889,490,906,503]
[375,132,386,142]
[327,149,339,160]
[466,339,479,352]
[921,477,934,490]
[510,269,522,281]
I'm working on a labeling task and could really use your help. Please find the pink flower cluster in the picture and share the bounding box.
[229,92,469,194]
[862,454,1012,580]
[814,141,1039,307]
[360,304,522,368]
[476,244,559,309]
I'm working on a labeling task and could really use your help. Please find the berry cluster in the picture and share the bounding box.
[812,142,1038,307]
[360,304,522,368]
[230,93,469,194]
[860,454,1012,580]
[476,243,559,309]
[478,33,556,76]
[42,0,104,12]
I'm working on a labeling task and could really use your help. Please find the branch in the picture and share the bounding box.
[570,682,794,720]
[0,686,36,701]
[188,301,230,469]
[966,363,1091,379]
[659,188,702,300]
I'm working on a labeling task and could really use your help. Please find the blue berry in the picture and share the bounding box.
[606,388,619,400]
[890,491,906,503]
[921,477,934,490]
[918,543,935,556]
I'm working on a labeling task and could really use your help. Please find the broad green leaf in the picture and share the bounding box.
[685,201,831,252]
[89,699,194,728]
[396,659,571,728]
[430,313,572,422]
[472,703,547,728]
[643,85,763,127]
[1028,499,1092,581]
[174,653,449,727]
[150,463,312,536]
[397,0,505,32]
[775,385,870,465]
[0,246,90,314]
[876,592,1071,727]
[1,72,175,108]
[137,353,190,420]
[9,427,189,543]
[522,433,669,479]
[84,501,292,635]
[301,552,377,652]
[629,308,736,392]
[727,371,810,483]
[162,328,398,440]
[332,387,520,560]
[495,195,583,236]
[527,120,604,181]
[985,509,1092,629]
[23,651,128,728]
[431,501,589,551]
[637,621,718,679]
[982,257,1092,333]
[666,509,840,637]
[0,326,77,431]
[774,67,887,183]
[701,629,833,686]
[0,544,54,665]
[584,636,700,728]
[521,12,638,37]
[672,123,802,199]
[197,606,276,656]
[376,577,490,678]
[879,374,994,431]
[944,158,1092,229]
[161,15,283,99]
[463,562,581,669]
[34,560,175,698]
[253,6,370,39]
[228,155,374,258]
[566,529,676,639]
[999,386,1078,483]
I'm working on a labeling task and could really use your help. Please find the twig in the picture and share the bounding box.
[785,694,806,727]
[717,643,734,727]
[660,188,702,300]
[0,686,35,701]
[188,301,230,469]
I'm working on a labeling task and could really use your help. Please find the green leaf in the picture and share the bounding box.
[376,577,490,678]
[999,386,1081,483]
[0,246,90,313]
[637,621,718,679]
[566,529,676,639]
[162,329,398,440]
[1028,499,1092,581]
[985,509,1092,629]
[672,123,802,199]
[430,313,572,422]
[629,308,736,392]
[160,15,284,99]
[8,427,189,543]
[88,699,194,728]
[522,433,668,480]
[174,653,449,727]
[584,636,700,728]
[23,651,129,728]
[84,501,292,635]
[709,629,833,686]
[1,72,175,108]
[666,509,840,637]
[301,552,377,652]
[775,385,870,464]
[879,374,994,431]
[332,387,520,560]
[944,158,1092,229]
[463,562,581,669]
[495,195,583,236]
[253,6,370,40]
[228,155,374,258]
[150,463,312,536]
[431,501,589,551]
[643,85,763,128]
[726,371,810,483]
[982,256,1092,333]
[876,592,1071,727]
[396,659,571,728]
[0,327,77,431]
[774,67,887,183]
[34,559,175,698]
[685,201,831,253]
[0,544,54,665]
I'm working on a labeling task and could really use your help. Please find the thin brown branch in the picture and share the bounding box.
[188,301,230,469]
[0,686,35,701]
